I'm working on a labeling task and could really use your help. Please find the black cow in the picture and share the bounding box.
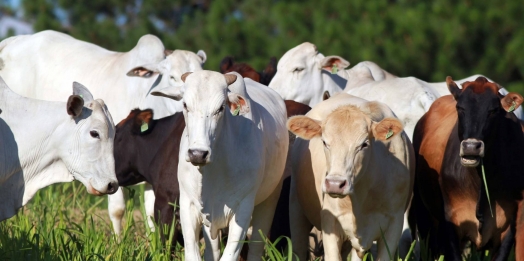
[409,76,524,261]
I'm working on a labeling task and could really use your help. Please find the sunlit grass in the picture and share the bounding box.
[0,182,517,260]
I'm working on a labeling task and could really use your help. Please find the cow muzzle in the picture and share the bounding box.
[459,138,484,167]
[187,148,210,166]
[323,176,350,198]
[87,179,119,195]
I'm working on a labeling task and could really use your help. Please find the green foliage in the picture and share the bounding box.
[7,0,523,95]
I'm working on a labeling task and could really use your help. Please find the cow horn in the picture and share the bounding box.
[181,72,192,82]
[225,74,237,86]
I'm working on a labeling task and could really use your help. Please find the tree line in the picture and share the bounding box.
[2,0,524,93]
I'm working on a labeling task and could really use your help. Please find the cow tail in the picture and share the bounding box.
[515,197,524,261]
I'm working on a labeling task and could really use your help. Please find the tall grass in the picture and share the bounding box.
[0,181,517,260]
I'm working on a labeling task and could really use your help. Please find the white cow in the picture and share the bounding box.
[151,71,288,261]
[287,93,414,261]
[0,78,118,221]
[0,30,206,236]
[269,42,524,125]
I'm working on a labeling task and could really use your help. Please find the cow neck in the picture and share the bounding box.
[480,113,524,193]
[0,88,75,217]
[318,71,346,105]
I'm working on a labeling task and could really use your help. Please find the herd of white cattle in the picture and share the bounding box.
[0,30,522,261]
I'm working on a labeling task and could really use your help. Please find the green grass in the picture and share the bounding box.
[0,182,518,260]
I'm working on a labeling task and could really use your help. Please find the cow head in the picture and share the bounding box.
[127,49,206,92]
[219,56,261,83]
[287,105,403,197]
[151,71,249,166]
[268,42,349,107]
[448,76,523,167]
[113,109,154,186]
[61,82,118,195]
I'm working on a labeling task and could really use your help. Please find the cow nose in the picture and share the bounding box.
[106,181,118,194]
[324,177,349,197]
[188,149,209,165]
[460,139,485,157]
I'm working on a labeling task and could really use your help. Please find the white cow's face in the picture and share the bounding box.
[150,71,248,166]
[268,42,349,107]
[58,84,118,195]
[287,106,403,198]
[127,49,206,93]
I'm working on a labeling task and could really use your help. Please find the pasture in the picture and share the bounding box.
[0,182,518,260]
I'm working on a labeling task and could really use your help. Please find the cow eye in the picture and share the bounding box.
[183,102,188,110]
[360,140,369,150]
[215,105,225,115]
[293,67,304,73]
[170,76,176,81]
[144,71,152,77]
[322,139,329,149]
[90,130,100,139]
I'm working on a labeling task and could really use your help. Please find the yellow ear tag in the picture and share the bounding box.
[385,129,393,140]
[232,105,240,116]
[509,101,516,113]
[141,122,149,132]
[331,64,338,74]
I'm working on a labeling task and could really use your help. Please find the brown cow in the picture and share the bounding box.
[219,56,277,85]
[409,77,524,260]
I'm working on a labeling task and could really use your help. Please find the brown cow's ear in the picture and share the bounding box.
[227,93,250,116]
[219,56,234,73]
[446,76,461,99]
[287,115,322,140]
[164,49,174,57]
[372,118,403,141]
[501,92,524,112]
[134,109,154,133]
[67,95,84,117]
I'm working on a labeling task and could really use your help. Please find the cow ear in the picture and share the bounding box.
[73,82,94,103]
[372,118,404,141]
[220,56,234,73]
[501,92,524,112]
[134,109,154,134]
[197,50,207,64]
[446,76,461,99]
[127,60,169,78]
[320,56,350,73]
[151,86,185,101]
[164,49,173,57]
[67,95,84,117]
[287,115,322,140]
[227,93,250,116]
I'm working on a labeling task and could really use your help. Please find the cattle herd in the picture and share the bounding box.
[0,30,523,261]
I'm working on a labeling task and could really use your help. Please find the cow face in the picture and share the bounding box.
[60,82,118,195]
[448,76,523,167]
[151,71,249,166]
[268,42,349,106]
[127,50,206,93]
[287,106,403,198]
[113,109,153,186]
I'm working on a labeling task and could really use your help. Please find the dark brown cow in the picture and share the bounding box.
[409,77,524,260]
[114,109,185,249]
[219,56,277,85]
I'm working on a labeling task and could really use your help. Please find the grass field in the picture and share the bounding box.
[0,181,517,261]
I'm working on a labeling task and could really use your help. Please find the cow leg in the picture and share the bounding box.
[246,180,283,261]
[321,222,343,261]
[220,200,254,261]
[516,199,524,261]
[442,220,461,261]
[108,187,125,238]
[180,189,203,261]
[492,221,516,261]
[476,184,486,232]
[144,183,156,232]
[377,216,403,261]
[289,177,312,261]
[203,225,220,261]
